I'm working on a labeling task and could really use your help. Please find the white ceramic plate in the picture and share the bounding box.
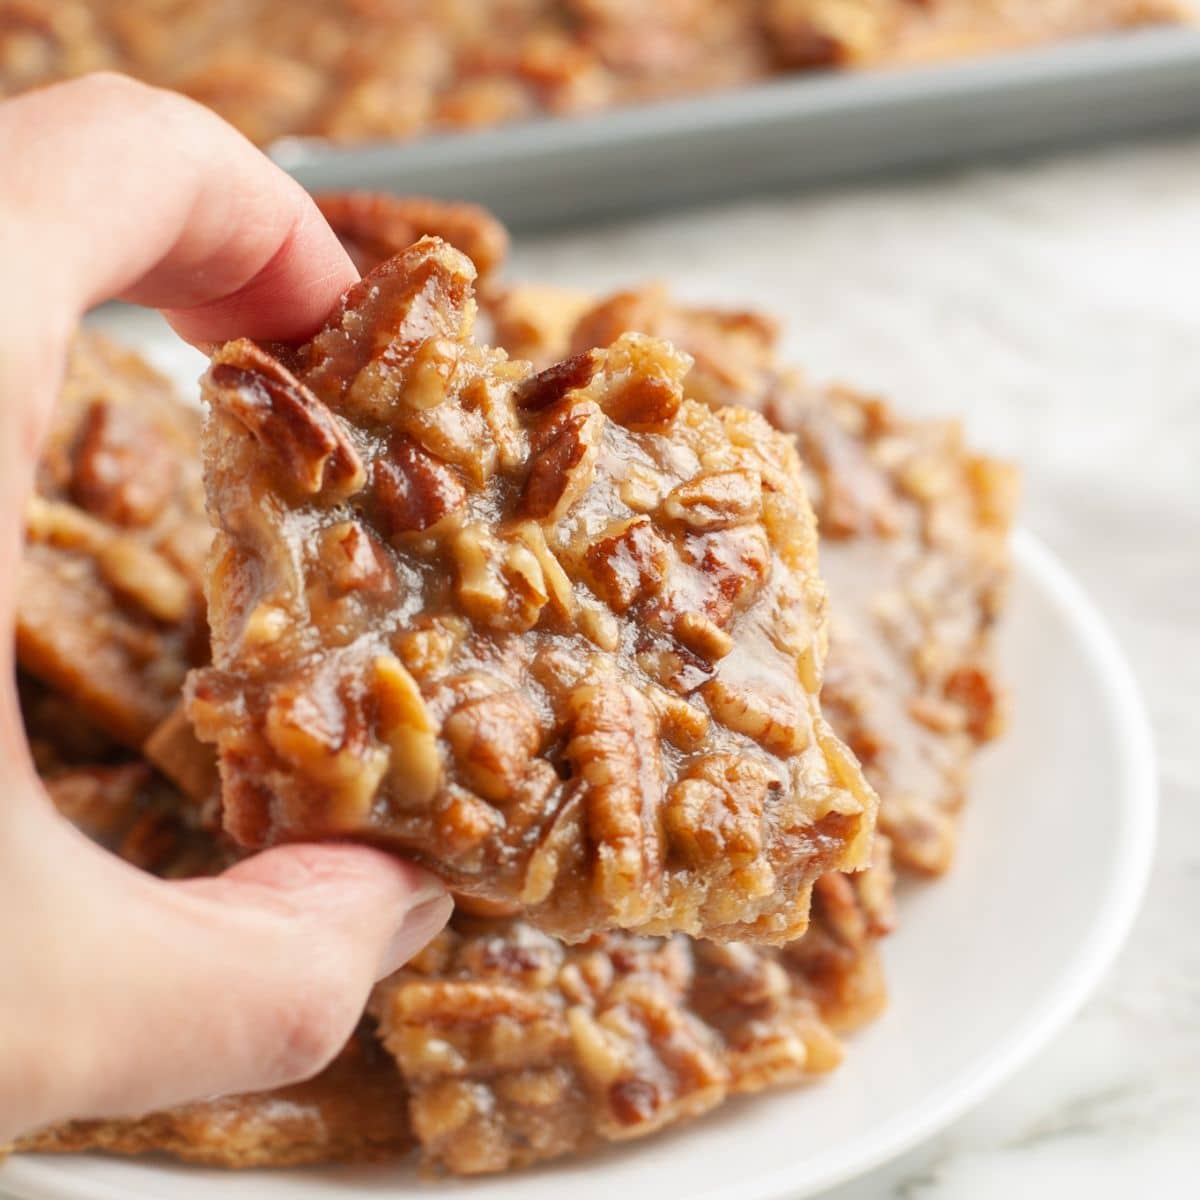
[1,464,1155,1198]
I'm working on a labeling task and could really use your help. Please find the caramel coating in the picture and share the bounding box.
[374,837,891,1176]
[190,237,876,943]
[17,334,210,749]
[557,283,1015,874]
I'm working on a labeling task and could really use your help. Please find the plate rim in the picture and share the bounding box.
[701,527,1159,1200]
[1,529,1158,1200]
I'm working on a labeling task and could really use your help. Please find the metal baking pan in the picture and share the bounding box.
[275,27,1200,230]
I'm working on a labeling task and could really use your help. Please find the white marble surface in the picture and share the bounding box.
[502,138,1200,1196]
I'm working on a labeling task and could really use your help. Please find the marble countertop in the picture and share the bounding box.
[506,136,1200,1196]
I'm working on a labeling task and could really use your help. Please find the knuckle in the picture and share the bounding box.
[263,977,359,1086]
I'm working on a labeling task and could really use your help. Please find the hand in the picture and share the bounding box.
[0,74,452,1142]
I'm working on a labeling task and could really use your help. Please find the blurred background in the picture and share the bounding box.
[5,1,1199,1194]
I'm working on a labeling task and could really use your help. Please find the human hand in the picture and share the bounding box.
[0,74,452,1142]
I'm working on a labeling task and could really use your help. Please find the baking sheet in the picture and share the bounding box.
[275,27,1200,230]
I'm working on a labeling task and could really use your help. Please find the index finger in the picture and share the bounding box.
[0,73,357,345]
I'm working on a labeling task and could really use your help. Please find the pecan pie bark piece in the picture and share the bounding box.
[190,237,876,943]
[766,381,1014,872]
[18,671,122,774]
[762,0,1193,68]
[17,1027,412,1168]
[487,283,608,369]
[18,333,211,749]
[42,760,223,879]
[374,839,891,1177]
[316,191,510,290]
[549,283,1015,874]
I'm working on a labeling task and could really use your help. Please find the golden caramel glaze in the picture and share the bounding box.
[527,282,1016,874]
[190,237,876,943]
[0,2,1187,145]
[17,334,211,750]
[24,684,890,1177]
[20,323,894,1176]
[374,836,890,1176]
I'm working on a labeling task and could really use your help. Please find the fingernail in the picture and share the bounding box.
[405,870,448,909]
[377,894,454,979]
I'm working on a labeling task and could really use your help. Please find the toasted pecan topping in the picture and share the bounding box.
[317,192,509,287]
[191,237,876,943]
[550,281,1015,876]
[18,334,209,749]
[374,836,891,1174]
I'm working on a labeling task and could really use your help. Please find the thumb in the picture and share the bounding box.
[36,835,450,1127]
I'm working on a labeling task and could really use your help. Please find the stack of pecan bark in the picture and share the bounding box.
[16,194,1013,1176]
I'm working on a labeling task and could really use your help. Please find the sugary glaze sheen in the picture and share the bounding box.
[375,837,893,1176]
[557,284,1016,872]
[16,314,903,1177]
[190,237,877,943]
[17,334,210,749]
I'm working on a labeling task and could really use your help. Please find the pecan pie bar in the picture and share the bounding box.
[18,333,210,749]
[17,1027,413,1168]
[374,836,891,1176]
[316,192,510,292]
[190,237,877,943]
[551,285,1015,873]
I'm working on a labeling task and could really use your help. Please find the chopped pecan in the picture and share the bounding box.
[207,341,365,499]
[583,517,671,612]
[662,468,762,531]
[373,436,467,537]
[664,754,774,869]
[317,521,395,595]
[445,691,541,803]
[563,682,665,927]
[580,333,689,430]
[374,654,441,811]
[514,351,597,411]
[520,398,603,521]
